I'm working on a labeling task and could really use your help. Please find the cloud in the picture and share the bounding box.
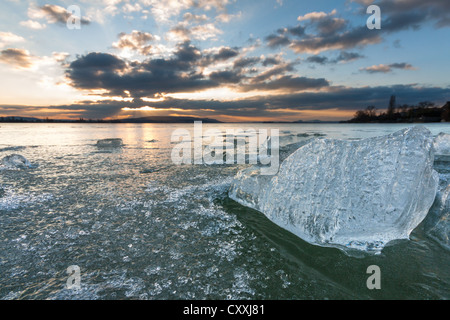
[0,48,34,69]
[306,55,329,65]
[113,30,154,55]
[287,25,306,37]
[240,75,329,92]
[9,84,447,120]
[360,63,416,73]
[249,62,296,83]
[262,55,284,66]
[20,20,46,30]
[265,33,291,48]
[0,32,25,49]
[264,1,449,55]
[167,23,223,41]
[306,51,364,65]
[145,0,231,22]
[166,24,191,41]
[122,3,143,14]
[297,9,347,36]
[183,12,208,23]
[265,9,381,54]
[209,70,243,83]
[65,38,331,102]
[66,42,217,97]
[29,4,90,26]
[199,46,239,68]
[215,12,242,23]
[52,52,70,63]
[190,23,223,40]
[352,0,450,30]
[288,25,382,54]
[335,51,364,63]
[297,10,336,22]
[233,56,261,69]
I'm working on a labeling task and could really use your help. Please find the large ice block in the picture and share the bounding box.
[229,127,439,252]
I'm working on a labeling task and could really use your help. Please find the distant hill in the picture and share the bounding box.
[0,115,222,123]
[122,116,222,123]
[0,115,339,124]
[292,119,338,123]
[0,116,41,122]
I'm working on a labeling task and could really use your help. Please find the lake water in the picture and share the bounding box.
[0,122,449,300]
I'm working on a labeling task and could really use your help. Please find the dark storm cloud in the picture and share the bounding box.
[66,39,328,99]
[66,42,220,97]
[66,52,127,90]
[209,70,243,83]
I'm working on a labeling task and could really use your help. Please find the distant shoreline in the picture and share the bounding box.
[0,116,341,124]
[0,117,447,124]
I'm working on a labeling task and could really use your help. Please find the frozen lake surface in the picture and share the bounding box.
[0,122,449,299]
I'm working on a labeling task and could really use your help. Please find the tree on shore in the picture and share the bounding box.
[348,99,449,123]
[442,102,450,121]
[387,95,396,118]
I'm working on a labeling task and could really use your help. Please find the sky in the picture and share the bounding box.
[0,0,449,122]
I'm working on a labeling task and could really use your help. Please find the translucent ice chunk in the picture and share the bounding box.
[229,126,439,252]
[425,183,450,250]
[434,133,450,155]
[96,138,123,148]
[1,154,35,169]
[433,133,450,163]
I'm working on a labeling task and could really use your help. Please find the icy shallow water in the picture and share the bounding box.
[0,123,449,300]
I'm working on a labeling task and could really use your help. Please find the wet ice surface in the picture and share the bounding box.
[0,123,449,300]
